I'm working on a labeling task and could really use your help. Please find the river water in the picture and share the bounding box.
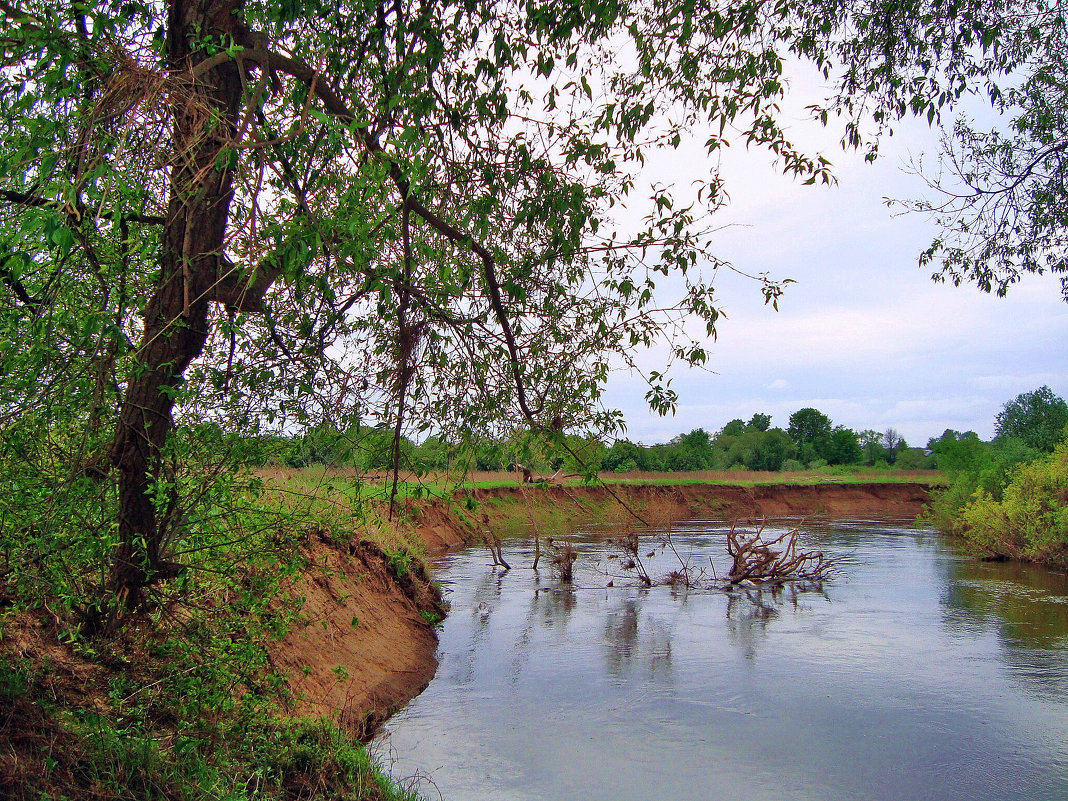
[373,519,1068,800]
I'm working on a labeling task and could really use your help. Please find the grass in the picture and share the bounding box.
[256,465,945,498]
[0,461,435,801]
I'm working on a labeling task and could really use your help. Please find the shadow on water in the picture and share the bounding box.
[376,518,1068,801]
[939,547,1068,702]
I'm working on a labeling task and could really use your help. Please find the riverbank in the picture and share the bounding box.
[408,481,934,552]
[267,481,934,735]
[0,480,932,799]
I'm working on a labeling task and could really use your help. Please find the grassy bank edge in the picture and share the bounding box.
[0,479,441,801]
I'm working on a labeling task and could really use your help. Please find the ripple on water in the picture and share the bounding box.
[375,519,1068,801]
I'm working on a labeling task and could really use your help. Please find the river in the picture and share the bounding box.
[373,518,1068,800]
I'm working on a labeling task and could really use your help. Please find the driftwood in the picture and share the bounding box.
[609,529,652,586]
[725,520,833,585]
[512,464,578,485]
[481,512,510,570]
[545,537,578,581]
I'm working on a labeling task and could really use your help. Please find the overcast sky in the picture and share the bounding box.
[601,101,1068,448]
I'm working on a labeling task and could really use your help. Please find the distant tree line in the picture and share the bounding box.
[249,389,1068,480]
[599,409,927,473]
[252,406,940,475]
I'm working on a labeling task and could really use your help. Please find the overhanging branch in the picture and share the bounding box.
[0,189,165,225]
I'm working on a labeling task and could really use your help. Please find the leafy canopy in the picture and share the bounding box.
[0,0,1047,613]
[995,385,1068,452]
[907,15,1068,301]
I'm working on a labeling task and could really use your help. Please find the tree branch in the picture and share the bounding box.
[222,43,543,423]
[0,189,164,225]
[0,252,40,308]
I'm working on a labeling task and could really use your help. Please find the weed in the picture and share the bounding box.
[419,610,443,629]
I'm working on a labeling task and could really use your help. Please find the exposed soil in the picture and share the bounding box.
[404,481,934,554]
[270,534,444,739]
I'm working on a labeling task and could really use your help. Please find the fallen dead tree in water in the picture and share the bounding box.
[723,520,834,585]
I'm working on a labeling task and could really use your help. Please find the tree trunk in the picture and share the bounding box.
[106,0,246,611]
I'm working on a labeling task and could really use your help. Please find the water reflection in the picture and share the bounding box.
[602,595,674,683]
[939,548,1068,702]
[724,582,828,660]
[377,520,1068,801]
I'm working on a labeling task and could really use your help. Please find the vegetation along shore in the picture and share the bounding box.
[2,0,1066,798]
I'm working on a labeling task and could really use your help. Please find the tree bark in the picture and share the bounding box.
[106,0,246,611]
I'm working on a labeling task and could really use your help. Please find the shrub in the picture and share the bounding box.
[956,437,1068,566]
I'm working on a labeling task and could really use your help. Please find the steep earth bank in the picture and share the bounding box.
[275,482,932,733]
[409,481,933,552]
[271,535,444,737]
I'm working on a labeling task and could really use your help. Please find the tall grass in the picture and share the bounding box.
[257,465,943,493]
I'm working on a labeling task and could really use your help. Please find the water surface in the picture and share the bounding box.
[374,519,1068,800]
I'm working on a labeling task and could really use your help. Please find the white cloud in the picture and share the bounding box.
[599,74,1068,448]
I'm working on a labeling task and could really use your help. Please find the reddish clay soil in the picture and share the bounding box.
[271,535,443,737]
[405,481,934,554]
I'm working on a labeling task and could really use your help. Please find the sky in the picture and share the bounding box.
[600,96,1068,448]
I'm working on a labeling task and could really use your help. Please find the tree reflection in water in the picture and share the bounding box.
[940,549,1068,701]
[602,594,674,683]
[726,582,829,660]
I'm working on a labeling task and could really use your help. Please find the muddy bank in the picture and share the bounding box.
[409,481,933,552]
[279,481,931,734]
[270,535,444,738]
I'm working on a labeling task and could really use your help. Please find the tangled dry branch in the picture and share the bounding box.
[725,520,835,586]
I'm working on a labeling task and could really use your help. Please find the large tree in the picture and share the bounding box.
[995,385,1068,452]
[788,407,833,463]
[0,0,1043,620]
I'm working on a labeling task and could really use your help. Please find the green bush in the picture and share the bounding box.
[957,438,1068,567]
[925,436,1041,534]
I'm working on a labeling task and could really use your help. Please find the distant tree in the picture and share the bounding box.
[723,430,762,470]
[602,440,643,472]
[720,419,747,437]
[665,428,716,470]
[638,445,667,473]
[858,429,888,464]
[756,429,797,471]
[679,428,713,453]
[995,386,1068,452]
[788,408,834,463]
[747,413,773,432]
[894,447,931,470]
[414,436,453,471]
[474,440,508,472]
[561,435,607,476]
[826,427,863,466]
[929,429,987,473]
[883,428,905,464]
